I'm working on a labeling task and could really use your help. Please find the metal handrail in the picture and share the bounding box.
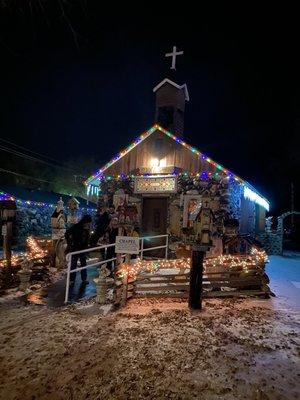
[64,234,169,303]
[66,243,116,260]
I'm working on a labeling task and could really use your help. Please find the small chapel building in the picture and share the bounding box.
[85,48,269,255]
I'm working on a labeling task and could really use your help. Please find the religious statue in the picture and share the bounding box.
[67,197,80,225]
[93,266,110,304]
[51,198,66,240]
[195,190,214,246]
[51,198,67,269]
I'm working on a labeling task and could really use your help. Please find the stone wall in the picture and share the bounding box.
[13,204,97,245]
[15,205,53,244]
[98,177,248,240]
[228,182,243,221]
[259,212,300,255]
[258,232,282,255]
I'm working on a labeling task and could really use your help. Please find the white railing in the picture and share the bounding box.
[64,234,169,303]
[140,234,169,260]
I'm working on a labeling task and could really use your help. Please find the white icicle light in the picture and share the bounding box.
[244,186,269,211]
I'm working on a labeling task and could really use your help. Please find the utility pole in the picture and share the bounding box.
[188,192,213,310]
[189,245,207,309]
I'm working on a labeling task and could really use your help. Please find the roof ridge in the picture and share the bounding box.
[153,78,189,101]
[85,124,269,210]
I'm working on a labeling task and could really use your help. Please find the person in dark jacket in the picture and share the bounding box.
[90,207,110,247]
[108,204,118,220]
[104,218,120,272]
[65,214,92,286]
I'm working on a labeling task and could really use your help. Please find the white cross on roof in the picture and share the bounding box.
[165,46,184,70]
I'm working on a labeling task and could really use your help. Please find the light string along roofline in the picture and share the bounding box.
[85,126,157,185]
[85,123,245,184]
[0,191,96,212]
[85,124,269,210]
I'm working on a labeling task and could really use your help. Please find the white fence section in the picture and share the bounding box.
[64,234,169,303]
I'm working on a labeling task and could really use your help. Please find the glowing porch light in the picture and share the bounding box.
[150,158,166,169]
[159,158,166,168]
[150,158,159,167]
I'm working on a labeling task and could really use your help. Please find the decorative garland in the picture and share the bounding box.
[203,247,268,273]
[116,258,191,279]
[96,171,233,183]
[116,248,268,279]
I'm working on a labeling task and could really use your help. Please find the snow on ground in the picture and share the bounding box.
[0,253,299,400]
[266,253,300,312]
[0,296,299,400]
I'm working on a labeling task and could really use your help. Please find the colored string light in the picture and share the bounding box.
[87,170,229,184]
[116,258,191,279]
[115,247,267,280]
[85,124,269,209]
[0,191,96,212]
[203,248,268,273]
[0,193,15,201]
[85,126,157,184]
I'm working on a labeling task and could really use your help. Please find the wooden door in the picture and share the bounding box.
[142,197,168,257]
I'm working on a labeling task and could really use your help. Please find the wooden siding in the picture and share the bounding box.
[255,204,266,233]
[240,196,255,234]
[104,129,215,176]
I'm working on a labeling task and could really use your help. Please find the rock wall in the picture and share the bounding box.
[13,204,97,245]
[258,232,282,255]
[228,181,243,221]
[258,213,300,255]
[96,177,261,243]
[15,205,52,243]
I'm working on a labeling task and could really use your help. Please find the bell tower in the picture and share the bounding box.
[153,46,189,136]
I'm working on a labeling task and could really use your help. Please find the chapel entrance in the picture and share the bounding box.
[142,197,168,257]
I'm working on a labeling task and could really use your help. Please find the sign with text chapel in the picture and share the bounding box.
[115,236,140,254]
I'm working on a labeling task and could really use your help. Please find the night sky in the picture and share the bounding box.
[0,5,299,214]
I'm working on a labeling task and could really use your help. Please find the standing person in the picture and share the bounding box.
[90,207,110,247]
[65,214,92,286]
[104,218,120,272]
[108,204,118,220]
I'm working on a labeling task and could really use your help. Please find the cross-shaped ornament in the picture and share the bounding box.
[165,46,184,70]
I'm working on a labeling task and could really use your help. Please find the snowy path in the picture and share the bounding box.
[267,252,300,312]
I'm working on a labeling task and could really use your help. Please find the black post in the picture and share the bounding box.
[189,248,205,310]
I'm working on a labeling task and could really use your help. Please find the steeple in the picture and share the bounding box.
[153,46,189,136]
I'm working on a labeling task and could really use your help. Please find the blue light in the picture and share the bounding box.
[244,187,270,211]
